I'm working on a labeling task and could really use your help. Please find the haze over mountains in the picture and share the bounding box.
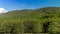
[0,7,60,34]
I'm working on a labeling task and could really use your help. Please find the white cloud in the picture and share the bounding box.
[0,8,8,13]
[21,4,26,6]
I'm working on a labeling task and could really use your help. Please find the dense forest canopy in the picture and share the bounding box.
[0,7,60,34]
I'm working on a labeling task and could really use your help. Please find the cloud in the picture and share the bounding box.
[21,4,27,7]
[0,8,8,13]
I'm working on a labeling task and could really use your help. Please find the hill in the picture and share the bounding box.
[0,7,60,34]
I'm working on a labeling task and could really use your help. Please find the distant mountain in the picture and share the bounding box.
[0,7,60,34]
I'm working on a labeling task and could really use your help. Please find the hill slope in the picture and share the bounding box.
[0,7,60,34]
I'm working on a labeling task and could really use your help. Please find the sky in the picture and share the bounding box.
[0,0,60,11]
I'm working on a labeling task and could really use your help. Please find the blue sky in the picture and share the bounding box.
[0,0,60,11]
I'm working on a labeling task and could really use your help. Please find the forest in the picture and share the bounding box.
[0,7,60,34]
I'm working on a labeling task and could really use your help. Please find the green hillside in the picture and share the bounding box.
[0,7,60,34]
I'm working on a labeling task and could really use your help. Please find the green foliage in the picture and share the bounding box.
[0,7,60,34]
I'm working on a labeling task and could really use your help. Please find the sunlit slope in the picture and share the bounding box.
[0,7,60,34]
